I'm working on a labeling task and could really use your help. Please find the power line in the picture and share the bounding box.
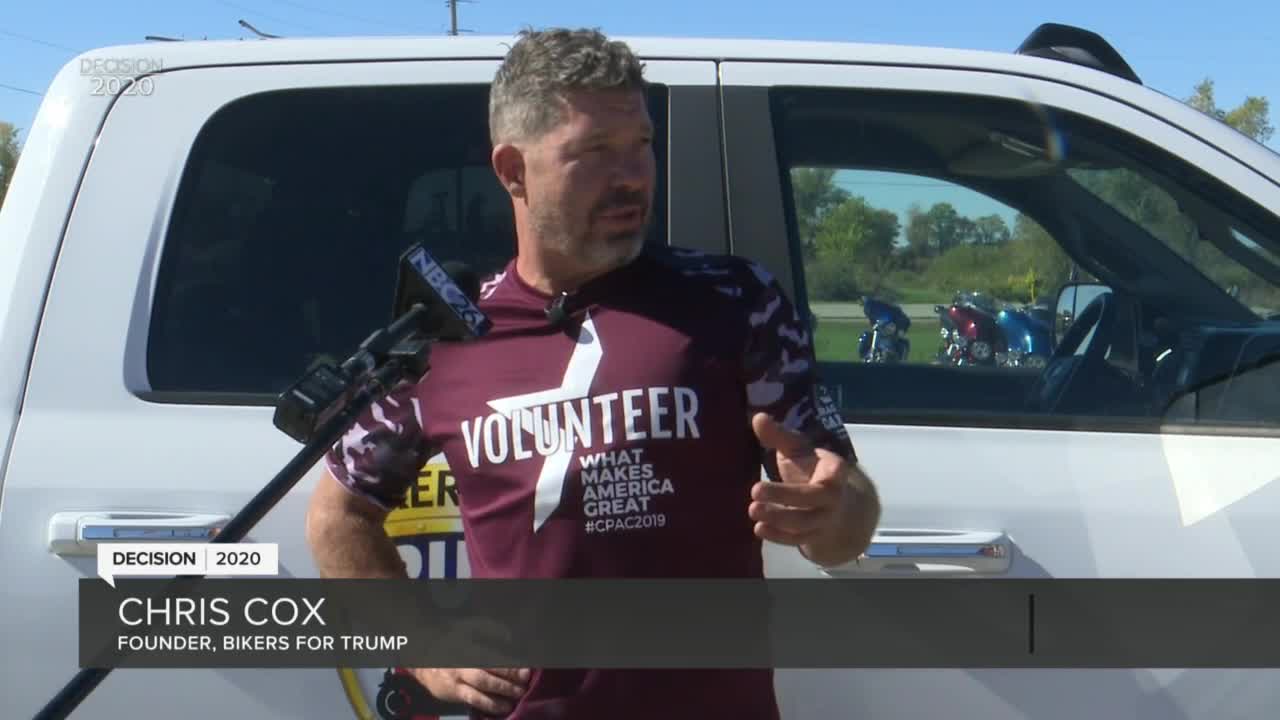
[264,0,412,31]
[213,0,323,33]
[0,82,42,97]
[0,28,79,53]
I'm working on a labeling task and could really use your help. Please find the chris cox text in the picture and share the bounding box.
[117,597,327,628]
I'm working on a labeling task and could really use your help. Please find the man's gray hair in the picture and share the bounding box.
[489,27,647,146]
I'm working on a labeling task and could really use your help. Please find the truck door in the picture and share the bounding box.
[4,55,721,719]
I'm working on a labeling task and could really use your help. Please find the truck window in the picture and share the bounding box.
[770,86,1280,433]
[146,83,669,399]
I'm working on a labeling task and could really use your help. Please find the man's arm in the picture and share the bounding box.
[304,388,531,714]
[305,379,430,578]
[796,451,880,568]
[748,409,882,568]
[738,261,881,566]
[305,469,408,579]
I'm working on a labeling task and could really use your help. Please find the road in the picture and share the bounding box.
[809,302,940,320]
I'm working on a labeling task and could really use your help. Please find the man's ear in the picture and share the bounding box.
[492,143,526,199]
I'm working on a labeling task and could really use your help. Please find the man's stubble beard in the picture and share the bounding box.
[531,202,650,276]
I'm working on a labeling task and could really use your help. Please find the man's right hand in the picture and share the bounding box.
[410,668,531,716]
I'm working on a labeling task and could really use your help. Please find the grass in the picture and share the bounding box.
[814,317,941,365]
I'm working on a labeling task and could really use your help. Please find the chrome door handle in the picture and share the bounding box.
[48,511,230,556]
[821,529,1012,576]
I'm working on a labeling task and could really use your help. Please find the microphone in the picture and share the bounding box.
[273,244,491,444]
[545,292,571,326]
[442,261,482,306]
[392,245,492,340]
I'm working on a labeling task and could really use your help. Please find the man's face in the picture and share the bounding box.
[521,88,656,275]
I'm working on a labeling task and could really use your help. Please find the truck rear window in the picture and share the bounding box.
[145,83,669,399]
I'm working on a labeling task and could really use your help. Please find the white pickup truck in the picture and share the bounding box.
[2,22,1278,720]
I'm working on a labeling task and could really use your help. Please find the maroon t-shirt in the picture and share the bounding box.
[326,244,856,719]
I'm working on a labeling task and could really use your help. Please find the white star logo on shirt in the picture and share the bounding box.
[485,312,603,532]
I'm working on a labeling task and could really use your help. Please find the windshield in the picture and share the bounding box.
[1066,166,1280,317]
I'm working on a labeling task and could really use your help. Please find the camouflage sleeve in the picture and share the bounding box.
[739,261,857,474]
[323,379,433,511]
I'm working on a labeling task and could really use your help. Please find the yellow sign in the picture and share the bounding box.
[384,463,464,538]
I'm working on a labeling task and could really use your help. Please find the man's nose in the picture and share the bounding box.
[612,149,651,192]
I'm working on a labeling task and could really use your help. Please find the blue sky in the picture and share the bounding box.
[2,1,1277,234]
[3,0,1278,146]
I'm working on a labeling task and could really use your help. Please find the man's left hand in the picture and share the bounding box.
[748,413,880,567]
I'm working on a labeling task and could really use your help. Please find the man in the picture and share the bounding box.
[305,27,880,719]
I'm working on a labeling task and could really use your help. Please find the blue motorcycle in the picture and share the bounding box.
[994,304,1053,369]
[857,296,912,364]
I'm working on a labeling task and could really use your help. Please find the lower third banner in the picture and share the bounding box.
[80,578,1280,669]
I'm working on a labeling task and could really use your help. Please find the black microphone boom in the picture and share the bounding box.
[32,244,490,720]
[276,246,491,445]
